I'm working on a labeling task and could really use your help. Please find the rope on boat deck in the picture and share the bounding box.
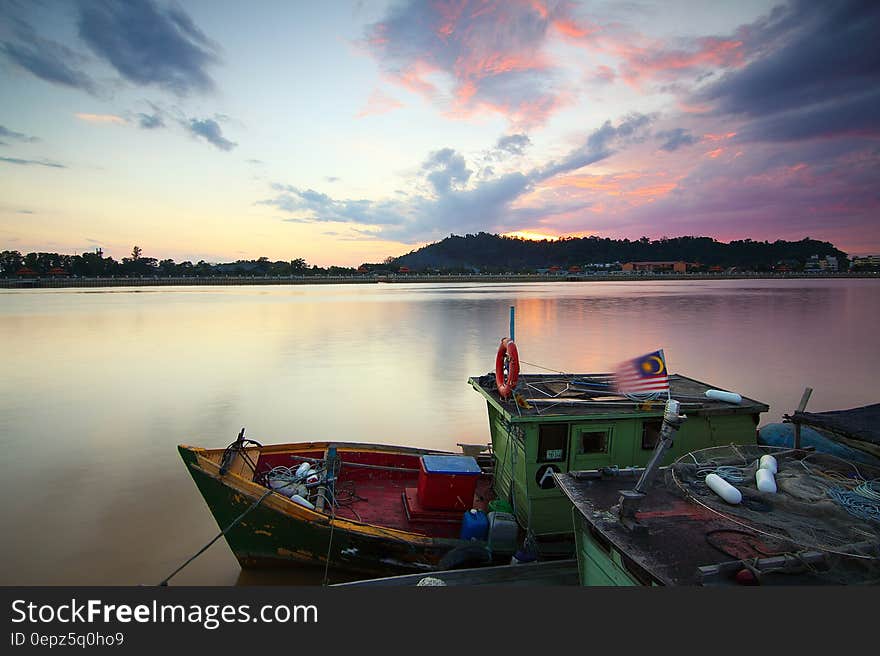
[518,359,569,374]
[156,488,275,586]
[322,488,337,587]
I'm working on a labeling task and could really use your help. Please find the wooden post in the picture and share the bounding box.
[793,387,813,449]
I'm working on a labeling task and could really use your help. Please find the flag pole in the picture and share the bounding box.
[660,348,670,400]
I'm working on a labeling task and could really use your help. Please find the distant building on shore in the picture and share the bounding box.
[621,261,689,273]
[850,255,879,270]
[805,254,839,271]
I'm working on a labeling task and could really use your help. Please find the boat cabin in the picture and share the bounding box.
[468,372,769,539]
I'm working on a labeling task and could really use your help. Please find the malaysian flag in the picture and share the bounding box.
[614,349,670,395]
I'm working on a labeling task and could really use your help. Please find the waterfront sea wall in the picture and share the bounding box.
[0,272,874,289]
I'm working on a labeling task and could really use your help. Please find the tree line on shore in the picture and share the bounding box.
[0,233,862,278]
[393,233,852,272]
[0,248,366,278]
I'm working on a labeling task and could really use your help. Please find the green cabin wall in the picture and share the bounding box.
[487,401,759,537]
[573,510,643,586]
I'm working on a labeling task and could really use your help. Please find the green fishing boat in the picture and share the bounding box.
[554,443,880,585]
[468,368,768,551]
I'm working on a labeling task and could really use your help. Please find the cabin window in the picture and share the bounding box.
[537,424,568,462]
[641,420,663,450]
[579,430,609,454]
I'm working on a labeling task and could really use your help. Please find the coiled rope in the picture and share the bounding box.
[697,465,748,484]
[827,480,880,524]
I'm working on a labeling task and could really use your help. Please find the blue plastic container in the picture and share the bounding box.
[460,509,489,541]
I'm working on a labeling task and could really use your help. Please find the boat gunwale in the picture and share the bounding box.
[554,468,675,585]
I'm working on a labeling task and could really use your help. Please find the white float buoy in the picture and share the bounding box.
[290,494,315,510]
[756,468,777,493]
[705,473,742,504]
[269,479,292,492]
[705,389,743,404]
[759,454,778,474]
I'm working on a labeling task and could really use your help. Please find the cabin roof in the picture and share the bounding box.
[468,372,769,421]
[555,448,880,585]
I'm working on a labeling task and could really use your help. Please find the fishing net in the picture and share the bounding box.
[668,444,880,559]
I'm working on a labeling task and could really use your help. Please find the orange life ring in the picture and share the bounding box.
[495,338,520,398]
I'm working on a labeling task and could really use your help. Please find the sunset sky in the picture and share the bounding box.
[1,0,877,266]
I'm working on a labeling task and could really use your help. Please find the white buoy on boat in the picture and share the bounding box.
[290,494,315,510]
[295,462,312,479]
[759,454,778,474]
[705,473,742,504]
[705,389,743,404]
[756,467,777,493]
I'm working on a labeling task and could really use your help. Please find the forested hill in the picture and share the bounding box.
[392,234,848,271]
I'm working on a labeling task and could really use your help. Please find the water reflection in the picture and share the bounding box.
[0,280,877,584]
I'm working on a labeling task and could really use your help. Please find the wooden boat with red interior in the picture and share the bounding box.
[177,434,500,577]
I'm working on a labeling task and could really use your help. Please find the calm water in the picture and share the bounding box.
[1,279,878,585]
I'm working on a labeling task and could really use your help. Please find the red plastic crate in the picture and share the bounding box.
[417,455,481,511]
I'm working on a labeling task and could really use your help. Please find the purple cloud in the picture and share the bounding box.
[137,112,164,129]
[655,128,697,152]
[699,1,880,141]
[0,5,98,95]
[422,148,472,195]
[184,117,236,151]
[0,156,65,168]
[260,114,652,242]
[1,1,218,97]
[0,125,39,144]
[492,133,531,158]
[363,0,587,128]
[77,0,218,95]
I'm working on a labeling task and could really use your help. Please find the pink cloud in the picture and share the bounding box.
[588,148,879,253]
[365,1,747,126]
[364,0,586,128]
[544,10,747,89]
[499,130,880,254]
[74,112,126,125]
[591,65,616,84]
[552,17,597,40]
[516,170,682,217]
[356,89,404,118]
[702,132,737,142]
[616,37,745,87]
